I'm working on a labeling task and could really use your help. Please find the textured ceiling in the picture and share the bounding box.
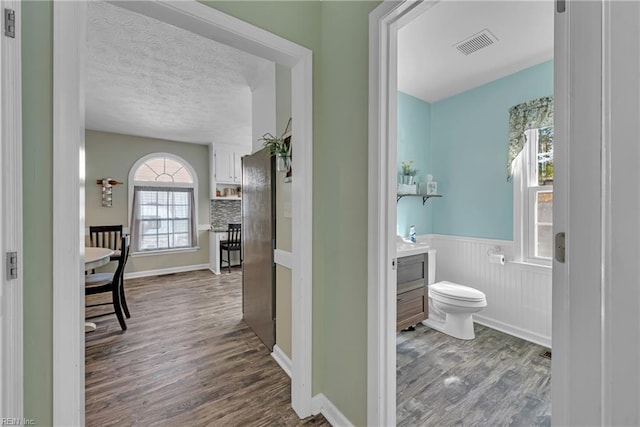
[86,1,272,145]
[399,1,554,103]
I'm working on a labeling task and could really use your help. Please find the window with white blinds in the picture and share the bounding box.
[129,154,198,253]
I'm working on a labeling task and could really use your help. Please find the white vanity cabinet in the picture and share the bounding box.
[209,143,251,198]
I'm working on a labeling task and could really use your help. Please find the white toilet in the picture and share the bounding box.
[421,249,487,340]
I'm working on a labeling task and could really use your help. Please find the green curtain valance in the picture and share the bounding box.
[507,96,554,179]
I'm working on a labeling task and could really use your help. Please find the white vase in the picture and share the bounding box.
[400,175,414,185]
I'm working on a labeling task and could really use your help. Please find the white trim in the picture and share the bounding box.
[53,0,314,421]
[123,264,209,280]
[84,224,208,235]
[131,247,200,257]
[53,2,87,425]
[426,233,513,248]
[474,316,551,349]
[271,344,292,378]
[311,394,355,427]
[274,249,293,269]
[367,2,438,425]
[1,0,23,419]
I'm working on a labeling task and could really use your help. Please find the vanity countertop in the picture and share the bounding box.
[396,240,430,257]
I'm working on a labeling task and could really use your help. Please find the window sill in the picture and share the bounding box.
[509,260,552,273]
[131,247,200,257]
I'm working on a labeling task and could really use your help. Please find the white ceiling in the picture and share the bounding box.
[86,1,272,145]
[398,1,554,103]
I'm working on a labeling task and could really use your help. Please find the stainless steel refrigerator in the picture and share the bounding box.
[241,148,275,351]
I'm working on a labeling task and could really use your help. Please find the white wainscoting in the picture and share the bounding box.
[426,234,552,348]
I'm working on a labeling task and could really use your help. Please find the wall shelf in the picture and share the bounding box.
[396,194,442,205]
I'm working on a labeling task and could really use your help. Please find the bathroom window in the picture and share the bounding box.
[514,127,554,264]
[128,153,199,254]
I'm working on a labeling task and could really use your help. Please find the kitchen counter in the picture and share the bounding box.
[209,229,240,274]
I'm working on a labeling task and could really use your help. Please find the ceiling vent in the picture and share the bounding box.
[454,29,498,56]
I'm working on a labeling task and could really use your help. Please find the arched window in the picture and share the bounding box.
[129,153,198,253]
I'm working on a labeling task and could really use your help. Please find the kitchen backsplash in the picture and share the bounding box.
[210,199,241,229]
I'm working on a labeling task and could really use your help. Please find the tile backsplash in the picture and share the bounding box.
[210,199,241,230]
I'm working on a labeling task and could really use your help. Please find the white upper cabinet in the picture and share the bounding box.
[210,143,251,198]
[214,145,235,183]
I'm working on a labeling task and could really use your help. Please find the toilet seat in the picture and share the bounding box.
[430,281,486,303]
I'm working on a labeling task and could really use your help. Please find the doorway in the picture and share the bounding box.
[52,2,313,425]
[394,2,553,424]
[370,1,640,426]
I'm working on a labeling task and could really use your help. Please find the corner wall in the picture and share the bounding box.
[275,63,293,358]
[397,91,432,238]
[431,60,553,240]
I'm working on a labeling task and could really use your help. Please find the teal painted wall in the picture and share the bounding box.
[397,92,432,237]
[430,60,554,240]
[22,2,378,425]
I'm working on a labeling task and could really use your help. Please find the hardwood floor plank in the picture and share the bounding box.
[397,324,551,426]
[85,269,327,427]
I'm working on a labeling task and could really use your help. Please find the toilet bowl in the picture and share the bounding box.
[421,250,487,340]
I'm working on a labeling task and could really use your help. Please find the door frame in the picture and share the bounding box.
[0,0,23,420]
[369,0,639,425]
[52,2,314,425]
[367,2,440,425]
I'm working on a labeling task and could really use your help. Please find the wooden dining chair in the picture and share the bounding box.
[89,225,123,262]
[85,235,131,331]
[220,223,242,273]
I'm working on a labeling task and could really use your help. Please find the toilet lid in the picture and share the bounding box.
[430,281,486,302]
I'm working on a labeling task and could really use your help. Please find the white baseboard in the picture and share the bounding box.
[474,315,551,349]
[124,264,210,279]
[271,345,292,378]
[311,394,354,427]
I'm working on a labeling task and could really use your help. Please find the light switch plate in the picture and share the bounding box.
[283,202,292,218]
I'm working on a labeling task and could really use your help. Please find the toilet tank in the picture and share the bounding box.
[427,249,436,284]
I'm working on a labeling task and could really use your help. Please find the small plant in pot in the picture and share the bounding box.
[260,132,291,173]
[400,160,418,185]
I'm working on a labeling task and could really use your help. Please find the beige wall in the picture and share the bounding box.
[85,130,210,274]
[275,64,293,357]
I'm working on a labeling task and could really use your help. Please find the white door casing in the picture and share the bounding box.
[367,1,435,425]
[53,1,314,425]
[1,0,23,420]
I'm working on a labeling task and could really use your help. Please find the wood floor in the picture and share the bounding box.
[397,323,551,426]
[85,269,327,427]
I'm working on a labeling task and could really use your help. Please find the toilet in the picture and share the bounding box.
[421,249,487,340]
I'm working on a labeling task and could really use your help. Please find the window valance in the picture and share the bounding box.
[508,96,553,179]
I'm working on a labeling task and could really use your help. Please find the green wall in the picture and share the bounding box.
[85,130,210,274]
[22,2,378,425]
[22,1,53,424]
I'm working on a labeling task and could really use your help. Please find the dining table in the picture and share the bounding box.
[84,247,114,332]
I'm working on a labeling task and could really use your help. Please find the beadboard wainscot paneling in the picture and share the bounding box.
[425,234,552,348]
